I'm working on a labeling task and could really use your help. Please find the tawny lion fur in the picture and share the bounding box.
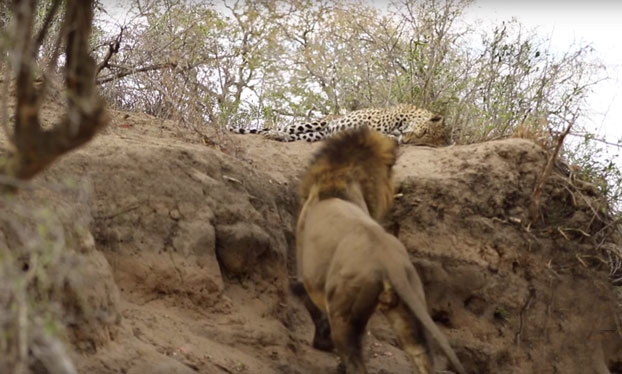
[296,126,466,374]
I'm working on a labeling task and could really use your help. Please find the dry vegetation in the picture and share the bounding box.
[90,0,621,204]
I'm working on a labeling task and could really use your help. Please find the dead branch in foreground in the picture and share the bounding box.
[2,0,107,180]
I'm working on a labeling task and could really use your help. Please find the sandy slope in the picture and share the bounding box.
[2,107,621,373]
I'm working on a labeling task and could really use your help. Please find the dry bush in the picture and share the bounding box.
[512,118,554,149]
[96,0,287,134]
[92,1,603,142]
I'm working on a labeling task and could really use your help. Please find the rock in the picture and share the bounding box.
[169,209,181,220]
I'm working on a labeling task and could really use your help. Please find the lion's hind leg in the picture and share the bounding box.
[381,295,433,374]
[326,277,383,374]
[291,280,334,351]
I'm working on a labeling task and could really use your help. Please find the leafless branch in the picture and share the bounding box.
[529,116,576,222]
[96,27,124,75]
[98,61,177,84]
[566,132,622,149]
[3,0,107,180]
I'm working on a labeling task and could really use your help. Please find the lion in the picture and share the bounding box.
[295,126,466,374]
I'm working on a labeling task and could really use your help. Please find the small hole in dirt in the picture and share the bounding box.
[464,295,487,316]
[431,309,452,327]
[21,262,29,272]
[286,342,297,353]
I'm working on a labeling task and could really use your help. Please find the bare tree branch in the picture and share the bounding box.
[529,116,576,222]
[4,0,107,180]
[566,132,622,148]
[96,27,124,75]
[96,61,203,85]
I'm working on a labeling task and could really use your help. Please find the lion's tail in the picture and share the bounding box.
[383,260,467,374]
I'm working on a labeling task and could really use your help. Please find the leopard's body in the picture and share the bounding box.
[231,104,448,145]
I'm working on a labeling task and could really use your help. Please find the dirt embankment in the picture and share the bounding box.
[2,108,621,374]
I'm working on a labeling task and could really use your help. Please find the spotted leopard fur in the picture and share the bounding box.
[231,104,448,146]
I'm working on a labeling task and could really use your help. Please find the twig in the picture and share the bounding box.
[557,227,570,240]
[575,254,589,268]
[565,131,622,148]
[553,173,608,227]
[529,121,574,222]
[564,227,591,238]
[515,287,536,346]
[593,216,622,245]
[96,61,202,85]
[95,203,142,220]
[96,27,124,75]
[606,247,622,284]
[223,175,242,184]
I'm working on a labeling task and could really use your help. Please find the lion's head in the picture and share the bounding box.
[299,126,398,221]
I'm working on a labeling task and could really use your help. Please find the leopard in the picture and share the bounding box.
[231,104,448,146]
